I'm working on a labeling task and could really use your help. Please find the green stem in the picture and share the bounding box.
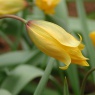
[76,0,95,81]
[34,58,54,95]
[81,68,95,95]
[56,61,64,84]
[0,15,27,24]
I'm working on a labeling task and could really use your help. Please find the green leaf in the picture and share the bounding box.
[24,83,60,95]
[0,50,39,67]
[55,0,68,21]
[27,51,47,66]
[54,0,70,32]
[0,89,12,95]
[63,77,69,95]
[48,17,95,33]
[66,65,80,95]
[69,17,95,32]
[1,64,44,95]
[76,0,95,82]
[27,6,45,20]
[34,58,54,95]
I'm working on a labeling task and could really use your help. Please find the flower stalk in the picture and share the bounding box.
[0,15,27,24]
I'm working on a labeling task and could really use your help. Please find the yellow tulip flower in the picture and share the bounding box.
[35,0,60,14]
[89,31,95,46]
[26,20,89,70]
[0,0,27,15]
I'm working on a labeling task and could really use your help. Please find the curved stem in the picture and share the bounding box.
[0,15,27,24]
[81,68,95,95]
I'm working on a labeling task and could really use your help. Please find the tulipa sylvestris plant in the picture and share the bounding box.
[0,0,27,15]
[26,20,89,70]
[0,15,89,70]
[35,0,60,14]
[0,0,95,94]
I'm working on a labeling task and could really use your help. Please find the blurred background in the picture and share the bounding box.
[0,0,95,95]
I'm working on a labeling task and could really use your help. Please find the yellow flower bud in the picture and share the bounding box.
[35,0,60,14]
[0,0,28,15]
[89,31,95,46]
[26,20,89,70]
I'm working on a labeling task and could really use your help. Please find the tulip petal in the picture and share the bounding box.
[59,65,70,70]
[30,20,81,47]
[26,25,71,69]
[64,46,88,60]
[72,60,89,66]
[78,43,84,50]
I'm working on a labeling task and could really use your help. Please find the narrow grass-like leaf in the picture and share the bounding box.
[0,89,12,95]
[0,50,39,67]
[69,17,95,32]
[24,83,60,95]
[63,77,69,95]
[1,64,44,95]
[27,6,45,20]
[55,0,69,22]
[76,0,95,82]
[27,51,46,66]
[66,65,80,95]
[53,0,69,31]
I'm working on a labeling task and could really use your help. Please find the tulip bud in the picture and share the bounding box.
[35,0,60,14]
[26,20,89,70]
[0,0,28,15]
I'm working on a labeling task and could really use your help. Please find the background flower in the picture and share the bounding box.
[0,0,27,15]
[89,31,95,46]
[35,0,60,14]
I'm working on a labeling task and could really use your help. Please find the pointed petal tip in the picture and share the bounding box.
[59,65,69,70]
[85,63,90,66]
[80,61,89,66]
[83,59,89,66]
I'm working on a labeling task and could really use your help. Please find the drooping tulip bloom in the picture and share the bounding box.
[89,31,95,46]
[35,0,60,14]
[0,0,27,15]
[26,20,89,70]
